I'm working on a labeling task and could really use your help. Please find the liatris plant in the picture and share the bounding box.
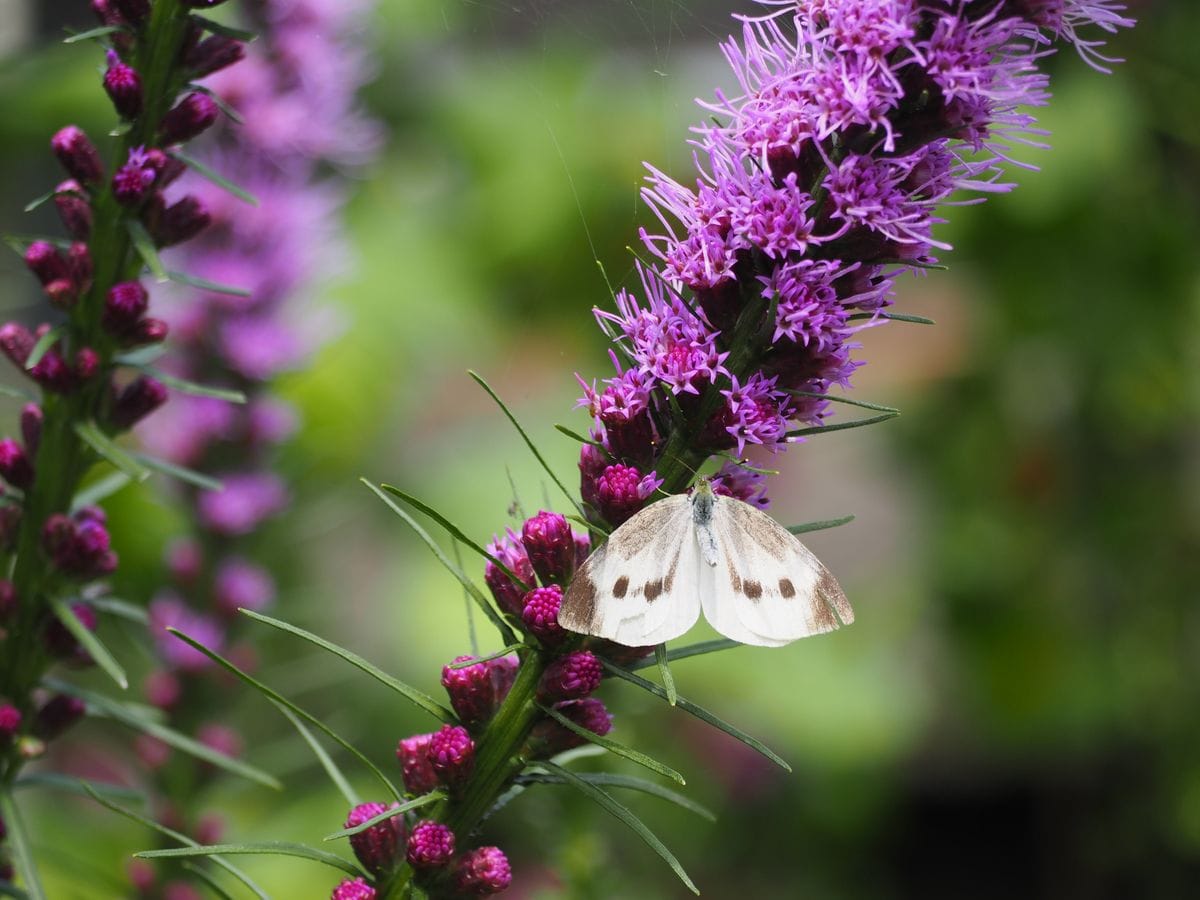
[134,1,1133,896]
[127,1,378,894]
[0,2,284,896]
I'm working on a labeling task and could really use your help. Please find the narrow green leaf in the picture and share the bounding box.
[71,471,133,511]
[788,514,856,535]
[468,371,587,519]
[447,645,522,669]
[13,773,141,803]
[126,219,167,281]
[537,762,699,895]
[553,424,609,453]
[537,703,685,785]
[137,843,364,878]
[131,366,247,403]
[847,311,934,325]
[0,792,47,900]
[189,13,257,41]
[57,681,282,789]
[4,234,74,255]
[786,411,899,438]
[361,480,516,647]
[25,326,63,371]
[277,705,359,807]
[74,421,151,482]
[184,83,243,124]
[168,628,403,801]
[23,188,65,214]
[323,792,444,842]
[628,638,741,671]
[85,596,148,624]
[133,452,223,492]
[603,662,791,773]
[242,609,455,723]
[113,344,166,366]
[379,484,531,591]
[654,643,677,707]
[518,771,715,822]
[48,596,127,690]
[714,452,779,476]
[81,784,268,900]
[63,24,124,43]
[170,150,258,206]
[180,863,237,900]
[787,390,900,414]
[0,383,35,402]
[167,270,251,298]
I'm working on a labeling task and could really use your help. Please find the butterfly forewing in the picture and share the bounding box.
[701,496,853,647]
[559,495,702,646]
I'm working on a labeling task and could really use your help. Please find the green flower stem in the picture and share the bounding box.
[0,0,198,788]
[380,651,549,899]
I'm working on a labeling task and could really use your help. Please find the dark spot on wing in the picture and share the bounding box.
[563,573,598,631]
[663,548,680,592]
[612,576,629,599]
[644,579,664,602]
[743,579,763,601]
[779,578,796,599]
[725,550,742,592]
[815,567,850,628]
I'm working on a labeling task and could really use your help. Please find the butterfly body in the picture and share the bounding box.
[559,478,854,648]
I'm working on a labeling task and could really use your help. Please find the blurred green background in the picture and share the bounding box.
[1,0,1198,897]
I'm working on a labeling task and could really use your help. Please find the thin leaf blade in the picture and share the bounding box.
[788,515,856,535]
[323,792,444,842]
[0,791,47,900]
[126,219,167,281]
[517,771,715,822]
[74,421,151,482]
[786,411,899,438]
[654,643,677,707]
[136,843,363,878]
[629,638,740,671]
[48,596,127,689]
[133,452,223,492]
[170,150,258,205]
[537,703,685,785]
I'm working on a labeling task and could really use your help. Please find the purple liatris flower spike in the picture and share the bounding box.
[344,802,404,874]
[521,510,576,585]
[427,723,475,787]
[537,651,603,702]
[397,733,439,795]
[521,585,567,646]
[406,820,455,868]
[455,846,513,896]
[331,878,376,900]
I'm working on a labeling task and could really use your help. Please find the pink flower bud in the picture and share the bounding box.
[112,148,157,206]
[112,375,168,429]
[132,317,169,345]
[103,281,149,336]
[33,694,85,741]
[160,93,218,144]
[344,802,404,874]
[213,558,274,615]
[144,669,182,709]
[529,698,613,757]
[537,651,603,702]
[185,34,245,78]
[103,50,143,119]
[24,241,69,285]
[53,181,92,240]
[154,195,211,246]
[43,602,97,663]
[330,879,375,900]
[521,585,566,646]
[591,463,661,526]
[19,404,41,455]
[0,704,22,743]
[521,510,576,585]
[396,733,438,795]
[455,846,513,895]
[112,0,149,24]
[74,347,100,381]
[427,724,475,787]
[0,322,34,369]
[441,656,496,730]
[0,439,33,489]
[484,527,534,615]
[51,126,102,186]
[406,820,455,869]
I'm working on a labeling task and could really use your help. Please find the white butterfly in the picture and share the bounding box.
[559,478,854,648]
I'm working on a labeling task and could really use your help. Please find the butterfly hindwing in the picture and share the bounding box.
[559,495,702,646]
[701,495,853,647]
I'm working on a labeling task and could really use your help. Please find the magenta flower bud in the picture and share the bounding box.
[214,558,275,615]
[144,669,182,709]
[488,655,519,702]
[20,405,42,455]
[427,724,475,787]
[331,879,376,900]
[24,241,68,285]
[43,278,78,309]
[160,93,218,144]
[397,733,439,795]
[33,694,85,741]
[455,846,513,896]
[0,438,34,489]
[441,656,497,730]
[186,34,245,78]
[112,375,168,429]
[521,510,576,585]
[529,698,614,756]
[154,195,211,247]
[44,602,96,662]
[51,126,102,186]
[103,50,143,119]
[538,651,603,702]
[574,530,591,566]
[53,181,93,240]
[112,0,150,24]
[74,347,100,381]
[0,322,34,369]
[0,704,21,742]
[30,348,76,394]
[592,463,662,526]
[198,722,242,759]
[42,513,75,564]
[344,802,404,874]
[132,317,169,345]
[406,820,455,869]
[135,733,171,769]
[67,241,93,290]
[112,148,157,206]
[484,528,534,615]
[521,585,566,646]
[127,858,156,893]
[103,280,149,336]
[0,579,16,622]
